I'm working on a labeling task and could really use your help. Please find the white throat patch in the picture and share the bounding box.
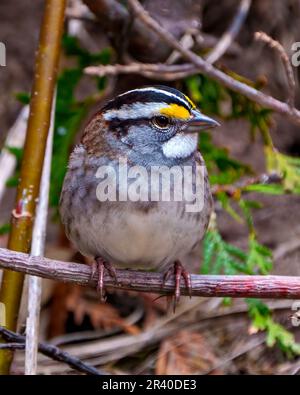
[162,133,198,159]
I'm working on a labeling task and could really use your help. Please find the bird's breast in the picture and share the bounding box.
[60,145,212,270]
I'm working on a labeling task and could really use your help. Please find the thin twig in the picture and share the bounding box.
[66,0,95,23]
[0,327,104,375]
[255,31,296,107]
[13,298,294,374]
[0,343,25,350]
[25,91,56,375]
[0,247,300,299]
[166,32,195,65]
[85,62,198,81]
[206,0,252,64]
[127,0,300,125]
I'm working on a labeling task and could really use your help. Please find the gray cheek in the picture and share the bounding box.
[120,134,134,148]
[127,125,157,150]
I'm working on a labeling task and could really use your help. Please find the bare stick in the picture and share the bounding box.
[85,62,198,81]
[206,0,252,64]
[0,247,299,299]
[128,0,300,125]
[25,91,56,375]
[0,343,25,350]
[255,31,296,107]
[0,327,104,376]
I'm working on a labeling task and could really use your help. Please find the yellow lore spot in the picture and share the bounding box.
[159,104,190,119]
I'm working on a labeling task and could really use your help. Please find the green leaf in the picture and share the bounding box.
[244,183,284,195]
[246,236,272,275]
[5,146,23,163]
[199,132,252,185]
[216,192,243,222]
[0,223,10,235]
[186,68,298,357]
[247,299,300,356]
[6,174,19,188]
[202,230,249,275]
[239,199,254,232]
[186,75,222,115]
[265,146,300,194]
[4,146,23,188]
[62,35,111,69]
[15,92,30,104]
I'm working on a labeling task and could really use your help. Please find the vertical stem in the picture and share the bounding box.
[0,0,66,374]
[25,91,56,375]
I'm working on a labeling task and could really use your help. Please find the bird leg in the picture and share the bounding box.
[91,256,118,302]
[163,260,192,311]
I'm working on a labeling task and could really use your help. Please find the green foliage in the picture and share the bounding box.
[15,92,30,104]
[203,229,300,355]
[202,229,248,275]
[247,299,300,356]
[238,198,257,232]
[0,223,10,235]
[246,235,273,275]
[186,74,273,137]
[5,146,23,187]
[202,229,272,276]
[265,146,300,193]
[244,183,284,195]
[5,146,23,163]
[7,34,298,357]
[189,73,299,354]
[62,35,111,68]
[216,192,243,222]
[199,132,252,185]
[202,197,299,355]
[186,75,222,115]
[187,73,300,196]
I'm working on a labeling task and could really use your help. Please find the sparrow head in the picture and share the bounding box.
[85,86,219,161]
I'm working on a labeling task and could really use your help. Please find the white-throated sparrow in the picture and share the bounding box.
[60,85,219,304]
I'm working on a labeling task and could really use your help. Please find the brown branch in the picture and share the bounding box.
[0,327,104,376]
[83,0,203,63]
[0,247,300,299]
[85,62,198,81]
[206,0,252,64]
[255,31,296,107]
[0,343,25,350]
[127,0,300,125]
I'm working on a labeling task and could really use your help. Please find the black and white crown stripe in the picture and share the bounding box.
[116,87,192,109]
[101,86,194,121]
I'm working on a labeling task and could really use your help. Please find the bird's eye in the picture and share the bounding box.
[152,115,170,129]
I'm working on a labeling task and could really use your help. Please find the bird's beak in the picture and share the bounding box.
[184,109,220,133]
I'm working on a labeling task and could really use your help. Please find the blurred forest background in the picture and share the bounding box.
[0,0,300,375]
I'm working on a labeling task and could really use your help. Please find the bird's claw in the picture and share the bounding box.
[91,257,118,302]
[162,260,192,312]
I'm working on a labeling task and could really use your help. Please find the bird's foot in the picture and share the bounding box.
[162,260,192,312]
[91,256,118,302]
